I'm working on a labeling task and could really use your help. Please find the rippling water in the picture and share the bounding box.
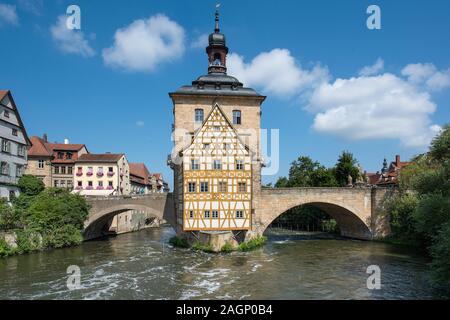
[0,226,448,300]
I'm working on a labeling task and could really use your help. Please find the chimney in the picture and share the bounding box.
[43,133,48,142]
[396,155,400,166]
[64,138,69,145]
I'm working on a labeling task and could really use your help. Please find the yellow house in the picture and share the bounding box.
[73,153,130,196]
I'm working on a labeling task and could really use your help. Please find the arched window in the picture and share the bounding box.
[195,109,204,123]
[232,110,241,125]
[213,53,221,66]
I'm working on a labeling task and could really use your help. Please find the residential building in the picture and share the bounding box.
[168,10,265,232]
[150,173,170,193]
[73,153,130,196]
[366,155,411,186]
[0,90,31,200]
[129,163,152,194]
[26,134,88,189]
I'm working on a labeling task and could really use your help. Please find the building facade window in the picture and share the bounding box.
[238,182,246,193]
[204,210,210,219]
[191,159,200,170]
[189,210,194,219]
[60,180,66,188]
[218,181,227,193]
[60,166,66,174]
[54,166,60,174]
[38,160,44,169]
[16,165,23,177]
[68,167,73,175]
[232,110,241,125]
[67,180,73,189]
[57,152,64,159]
[17,145,26,157]
[66,153,73,160]
[212,210,219,218]
[3,110,9,118]
[200,182,209,192]
[213,159,222,170]
[77,181,82,187]
[54,180,59,188]
[12,128,18,136]
[236,160,244,170]
[1,140,10,153]
[195,109,204,123]
[188,182,196,192]
[0,162,9,176]
[236,210,244,219]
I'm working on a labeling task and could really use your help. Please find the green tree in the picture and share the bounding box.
[429,125,450,162]
[430,222,450,285]
[288,156,321,187]
[274,177,289,188]
[334,151,360,187]
[17,175,45,196]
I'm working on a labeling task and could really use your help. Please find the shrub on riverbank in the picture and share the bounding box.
[387,125,450,284]
[169,236,189,248]
[220,242,234,253]
[238,236,267,252]
[0,176,90,258]
[192,241,215,253]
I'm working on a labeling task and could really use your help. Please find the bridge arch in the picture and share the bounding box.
[262,201,372,240]
[257,188,374,240]
[84,194,176,240]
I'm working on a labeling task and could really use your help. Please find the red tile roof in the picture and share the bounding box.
[28,136,53,157]
[130,163,151,184]
[77,153,124,163]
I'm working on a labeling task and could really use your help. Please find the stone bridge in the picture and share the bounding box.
[84,187,392,241]
[84,193,175,240]
[253,187,392,240]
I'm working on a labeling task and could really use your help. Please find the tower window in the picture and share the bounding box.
[200,182,209,192]
[195,109,204,123]
[236,160,244,170]
[213,53,222,66]
[233,110,241,125]
[213,159,222,170]
[191,159,200,170]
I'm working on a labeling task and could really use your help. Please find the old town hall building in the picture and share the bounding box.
[169,10,266,239]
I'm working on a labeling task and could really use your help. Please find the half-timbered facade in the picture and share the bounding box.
[182,104,252,230]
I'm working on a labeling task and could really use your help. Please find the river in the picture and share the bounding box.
[0,226,449,300]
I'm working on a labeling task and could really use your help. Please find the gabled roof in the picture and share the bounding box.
[0,90,31,146]
[182,103,252,156]
[49,143,86,152]
[130,163,151,184]
[28,136,53,157]
[77,153,124,163]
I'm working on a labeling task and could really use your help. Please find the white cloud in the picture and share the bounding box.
[102,14,185,72]
[309,73,440,148]
[401,63,450,91]
[136,120,145,127]
[359,58,384,76]
[0,4,18,26]
[227,49,329,97]
[190,33,208,49]
[50,15,95,57]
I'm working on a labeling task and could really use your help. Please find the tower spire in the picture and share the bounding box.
[215,4,220,33]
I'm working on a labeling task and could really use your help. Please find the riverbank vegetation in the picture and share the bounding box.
[169,235,267,253]
[0,175,89,258]
[386,125,450,284]
[269,151,362,232]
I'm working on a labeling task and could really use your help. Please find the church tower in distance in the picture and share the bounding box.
[168,8,266,249]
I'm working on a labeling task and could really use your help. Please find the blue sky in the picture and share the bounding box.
[1,0,449,187]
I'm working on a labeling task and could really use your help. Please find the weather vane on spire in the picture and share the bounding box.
[215,3,221,32]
